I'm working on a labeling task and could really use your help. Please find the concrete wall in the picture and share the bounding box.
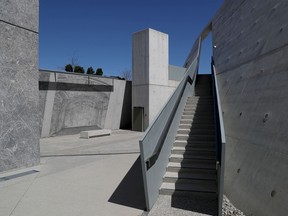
[39,70,131,137]
[132,29,180,131]
[212,0,288,215]
[169,65,186,81]
[0,0,40,172]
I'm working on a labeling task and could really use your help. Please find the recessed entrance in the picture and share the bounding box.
[133,107,144,132]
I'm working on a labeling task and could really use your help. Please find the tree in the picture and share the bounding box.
[74,65,85,73]
[121,69,132,80]
[86,66,95,75]
[65,64,73,72]
[96,68,103,76]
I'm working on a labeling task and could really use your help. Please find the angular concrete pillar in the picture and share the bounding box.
[0,0,40,172]
[132,28,169,131]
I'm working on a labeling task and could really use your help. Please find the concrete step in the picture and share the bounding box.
[184,106,213,110]
[176,134,215,141]
[181,115,214,120]
[186,96,214,103]
[180,117,214,123]
[180,119,214,125]
[167,161,216,170]
[187,96,213,100]
[169,153,216,162]
[162,178,216,187]
[183,106,214,111]
[177,128,215,135]
[183,111,214,116]
[166,165,216,173]
[178,123,215,129]
[171,148,215,156]
[163,170,216,182]
[172,146,215,153]
[185,102,214,107]
[174,140,215,148]
[160,181,217,195]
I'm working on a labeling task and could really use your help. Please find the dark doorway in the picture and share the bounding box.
[133,107,144,132]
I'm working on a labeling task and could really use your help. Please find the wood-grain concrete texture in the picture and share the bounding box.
[212,0,288,215]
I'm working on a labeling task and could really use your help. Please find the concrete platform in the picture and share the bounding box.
[0,130,145,216]
[0,129,219,216]
[40,129,142,157]
[146,194,217,216]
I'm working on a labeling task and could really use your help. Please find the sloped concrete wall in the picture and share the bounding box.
[39,70,131,137]
[0,0,40,172]
[212,0,288,215]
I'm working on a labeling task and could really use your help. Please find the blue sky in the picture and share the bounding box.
[39,0,223,76]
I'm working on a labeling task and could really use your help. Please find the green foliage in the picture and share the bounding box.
[86,66,95,75]
[65,64,73,72]
[74,65,85,73]
[96,68,103,76]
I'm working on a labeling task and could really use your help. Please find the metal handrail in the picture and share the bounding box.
[211,58,226,163]
[211,57,226,216]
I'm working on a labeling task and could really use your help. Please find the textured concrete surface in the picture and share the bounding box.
[147,194,217,216]
[0,130,145,216]
[40,130,143,157]
[169,65,186,81]
[0,0,39,32]
[212,0,288,215]
[39,70,131,137]
[104,79,129,129]
[132,29,178,131]
[0,1,39,172]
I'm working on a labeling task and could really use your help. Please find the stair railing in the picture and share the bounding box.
[139,37,202,211]
[211,57,226,216]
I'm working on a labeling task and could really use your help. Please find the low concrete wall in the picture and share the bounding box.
[0,0,40,172]
[39,70,131,137]
[212,0,288,215]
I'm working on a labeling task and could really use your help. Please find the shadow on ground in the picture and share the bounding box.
[171,193,218,215]
[108,156,146,210]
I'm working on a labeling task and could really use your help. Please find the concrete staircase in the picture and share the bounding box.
[160,75,217,198]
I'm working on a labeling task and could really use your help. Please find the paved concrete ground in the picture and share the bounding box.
[0,129,218,216]
[40,129,142,156]
[146,194,218,216]
[0,130,145,216]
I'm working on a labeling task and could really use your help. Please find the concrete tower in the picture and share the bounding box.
[132,29,169,131]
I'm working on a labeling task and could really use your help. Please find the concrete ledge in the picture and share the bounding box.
[80,129,111,139]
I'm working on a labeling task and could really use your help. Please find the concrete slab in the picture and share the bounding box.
[0,130,145,216]
[40,130,143,156]
[147,194,217,216]
[80,129,111,139]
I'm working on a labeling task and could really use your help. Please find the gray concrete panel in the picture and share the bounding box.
[49,74,110,136]
[104,79,128,130]
[39,71,130,137]
[169,65,186,81]
[212,0,288,215]
[40,73,56,138]
[0,13,39,172]
[0,0,39,32]
[213,0,288,73]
